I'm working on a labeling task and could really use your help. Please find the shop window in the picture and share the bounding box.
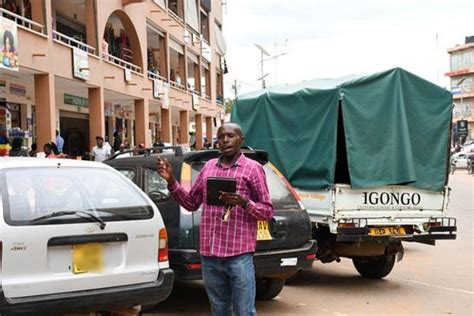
[187,53,200,93]
[216,70,223,104]
[1,0,32,21]
[201,63,210,98]
[52,1,87,43]
[167,0,184,20]
[169,40,185,87]
[200,11,209,42]
[146,24,167,78]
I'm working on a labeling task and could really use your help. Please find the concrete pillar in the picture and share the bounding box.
[31,0,46,33]
[179,110,189,145]
[135,99,150,147]
[195,113,203,150]
[206,116,213,145]
[172,125,178,145]
[107,116,115,142]
[88,87,105,149]
[164,33,170,80]
[126,118,134,147]
[34,73,56,149]
[160,108,172,143]
[85,0,97,51]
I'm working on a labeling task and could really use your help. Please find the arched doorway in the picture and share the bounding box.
[102,10,143,71]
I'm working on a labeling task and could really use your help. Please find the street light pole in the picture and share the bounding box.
[255,43,270,89]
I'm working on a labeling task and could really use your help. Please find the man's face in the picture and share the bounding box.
[97,138,103,147]
[217,125,243,158]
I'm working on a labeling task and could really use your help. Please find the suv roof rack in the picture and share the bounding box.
[106,145,191,161]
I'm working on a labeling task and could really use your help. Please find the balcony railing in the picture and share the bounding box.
[0,8,44,34]
[167,9,184,26]
[52,30,96,55]
[170,80,186,91]
[103,53,142,74]
[187,89,201,96]
[147,71,168,82]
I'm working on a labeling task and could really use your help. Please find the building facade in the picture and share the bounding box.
[0,0,226,156]
[446,36,474,144]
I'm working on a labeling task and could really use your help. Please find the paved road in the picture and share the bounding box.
[147,172,473,316]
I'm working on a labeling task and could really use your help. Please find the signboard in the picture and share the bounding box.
[9,83,26,97]
[451,86,461,95]
[104,102,113,117]
[457,120,468,137]
[124,68,131,82]
[72,47,89,80]
[64,93,88,107]
[192,93,200,111]
[0,17,19,71]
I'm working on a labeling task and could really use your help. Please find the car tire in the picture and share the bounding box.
[255,277,285,300]
[352,254,396,279]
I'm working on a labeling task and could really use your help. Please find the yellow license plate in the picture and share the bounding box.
[368,227,406,236]
[257,221,272,241]
[72,243,103,274]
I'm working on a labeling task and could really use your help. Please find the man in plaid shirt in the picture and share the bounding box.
[157,123,273,316]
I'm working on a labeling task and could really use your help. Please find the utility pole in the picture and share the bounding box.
[232,79,238,98]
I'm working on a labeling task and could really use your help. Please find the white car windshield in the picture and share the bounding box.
[2,167,153,225]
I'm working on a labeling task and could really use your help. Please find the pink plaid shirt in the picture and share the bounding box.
[169,153,274,257]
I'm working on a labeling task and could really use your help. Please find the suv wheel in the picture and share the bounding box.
[352,254,396,279]
[256,277,285,300]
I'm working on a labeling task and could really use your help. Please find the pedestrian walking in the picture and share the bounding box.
[55,130,64,153]
[450,154,457,174]
[9,137,27,157]
[91,136,110,162]
[157,122,273,316]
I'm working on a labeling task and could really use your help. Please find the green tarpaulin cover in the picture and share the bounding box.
[231,68,451,192]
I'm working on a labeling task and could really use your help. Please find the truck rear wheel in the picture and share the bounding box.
[352,254,396,279]
[256,278,285,300]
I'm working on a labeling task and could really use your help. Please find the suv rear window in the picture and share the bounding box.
[190,162,300,209]
[2,167,153,226]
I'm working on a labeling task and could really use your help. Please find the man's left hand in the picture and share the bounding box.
[219,191,247,207]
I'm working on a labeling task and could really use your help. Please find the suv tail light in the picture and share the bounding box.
[268,163,304,208]
[158,228,168,262]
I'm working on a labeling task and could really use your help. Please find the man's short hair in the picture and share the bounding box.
[96,136,104,141]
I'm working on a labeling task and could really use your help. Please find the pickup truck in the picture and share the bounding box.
[231,67,457,278]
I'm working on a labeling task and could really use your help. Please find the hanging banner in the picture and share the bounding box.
[192,93,199,111]
[201,40,212,62]
[161,82,170,109]
[153,78,163,99]
[124,68,131,82]
[0,17,19,71]
[72,47,90,80]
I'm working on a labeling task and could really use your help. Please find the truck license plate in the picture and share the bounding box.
[72,243,103,274]
[368,227,406,236]
[257,221,272,241]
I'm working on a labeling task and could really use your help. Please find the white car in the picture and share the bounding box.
[452,152,468,168]
[0,158,173,314]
